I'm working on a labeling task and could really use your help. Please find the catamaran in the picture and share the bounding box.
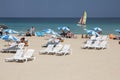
[78,11,87,25]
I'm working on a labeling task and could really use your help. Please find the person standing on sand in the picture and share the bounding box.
[30,26,35,36]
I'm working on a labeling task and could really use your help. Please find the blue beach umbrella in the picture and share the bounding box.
[42,29,60,36]
[115,29,120,33]
[42,29,54,34]
[93,27,102,32]
[58,26,70,31]
[86,30,99,37]
[1,35,20,42]
[35,31,45,37]
[4,29,19,34]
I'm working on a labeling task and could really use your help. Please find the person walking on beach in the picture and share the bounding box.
[30,26,35,36]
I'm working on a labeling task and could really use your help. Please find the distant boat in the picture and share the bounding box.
[78,11,87,25]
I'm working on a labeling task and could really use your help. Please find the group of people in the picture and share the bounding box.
[26,26,35,36]
[25,26,76,39]
[60,30,75,38]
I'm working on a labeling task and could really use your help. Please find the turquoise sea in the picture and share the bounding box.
[0,18,120,35]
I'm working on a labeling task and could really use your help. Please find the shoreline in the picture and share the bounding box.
[0,18,120,35]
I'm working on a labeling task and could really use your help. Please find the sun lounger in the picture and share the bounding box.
[17,43,25,50]
[47,44,63,55]
[95,36,102,41]
[15,49,35,62]
[5,49,24,62]
[88,40,100,49]
[96,41,107,49]
[39,44,54,54]
[57,44,72,56]
[42,38,60,47]
[1,43,25,53]
[101,35,108,41]
[81,40,93,49]
[1,44,18,53]
[90,36,96,41]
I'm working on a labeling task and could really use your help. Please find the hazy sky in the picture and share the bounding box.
[0,0,120,18]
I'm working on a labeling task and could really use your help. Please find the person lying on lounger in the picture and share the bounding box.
[20,37,28,46]
[42,37,61,47]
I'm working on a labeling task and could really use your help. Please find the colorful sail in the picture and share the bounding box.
[78,11,87,25]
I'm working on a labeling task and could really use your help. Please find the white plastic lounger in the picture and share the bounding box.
[96,41,107,49]
[1,44,18,53]
[17,43,25,50]
[90,36,96,41]
[47,44,63,55]
[101,35,108,41]
[39,44,54,54]
[88,40,100,49]
[57,44,72,56]
[15,49,35,62]
[82,40,93,49]
[5,49,24,62]
[95,36,102,41]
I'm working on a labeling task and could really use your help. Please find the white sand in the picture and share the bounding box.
[0,35,120,80]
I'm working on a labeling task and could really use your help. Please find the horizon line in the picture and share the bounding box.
[0,17,120,19]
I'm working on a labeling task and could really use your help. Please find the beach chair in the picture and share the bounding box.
[17,43,25,50]
[1,44,18,53]
[88,40,100,49]
[96,41,107,49]
[101,35,108,41]
[15,49,35,62]
[82,40,93,49]
[57,44,72,56]
[5,49,24,62]
[39,44,54,54]
[95,36,102,41]
[47,44,63,55]
[90,36,96,41]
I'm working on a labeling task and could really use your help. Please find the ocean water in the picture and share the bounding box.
[0,18,120,35]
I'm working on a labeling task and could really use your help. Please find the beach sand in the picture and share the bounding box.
[0,35,120,80]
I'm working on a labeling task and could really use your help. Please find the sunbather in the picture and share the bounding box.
[1,44,18,53]
[20,37,28,46]
[42,37,60,47]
